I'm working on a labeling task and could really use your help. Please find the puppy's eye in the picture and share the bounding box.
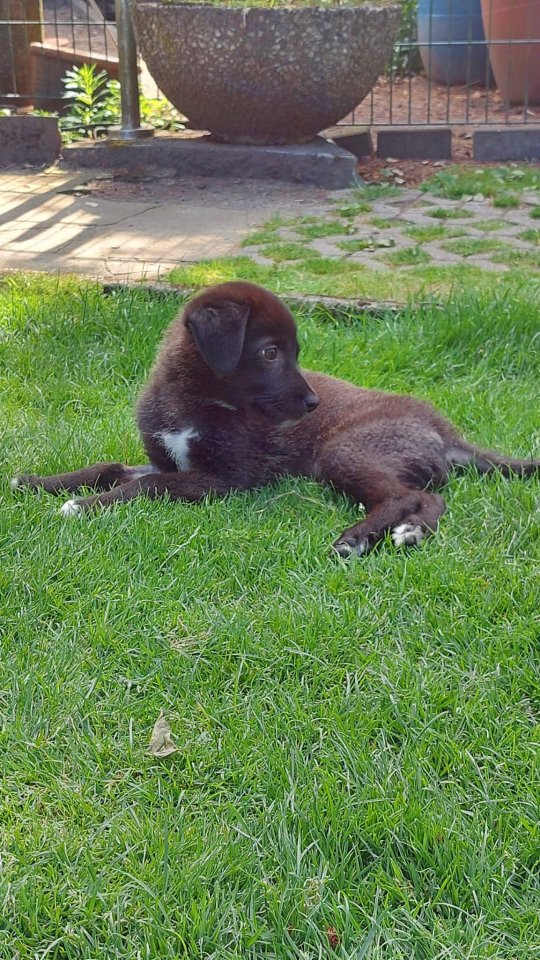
[262,346,278,361]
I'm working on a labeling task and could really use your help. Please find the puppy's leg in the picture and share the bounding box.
[11,463,158,496]
[316,451,446,556]
[334,490,446,557]
[58,469,235,516]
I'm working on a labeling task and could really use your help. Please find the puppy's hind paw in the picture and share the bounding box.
[392,523,424,548]
[333,536,370,558]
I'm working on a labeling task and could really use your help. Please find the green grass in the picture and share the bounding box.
[493,193,521,209]
[168,254,536,300]
[295,221,351,240]
[441,238,509,258]
[518,228,540,245]
[492,248,540,269]
[469,218,511,233]
[380,245,432,266]
[354,182,402,200]
[241,216,289,247]
[426,207,475,220]
[369,217,395,229]
[530,206,540,219]
[256,241,320,262]
[2,274,539,958]
[422,164,540,201]
[332,201,372,218]
[403,225,468,243]
[337,237,396,254]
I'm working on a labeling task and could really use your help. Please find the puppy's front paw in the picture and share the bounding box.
[10,474,34,492]
[59,499,83,517]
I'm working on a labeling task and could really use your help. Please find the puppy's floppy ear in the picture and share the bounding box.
[186,300,250,377]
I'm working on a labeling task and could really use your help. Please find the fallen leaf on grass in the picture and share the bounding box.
[147,712,178,758]
[326,927,340,949]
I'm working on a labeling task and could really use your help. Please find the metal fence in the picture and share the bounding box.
[1,0,539,129]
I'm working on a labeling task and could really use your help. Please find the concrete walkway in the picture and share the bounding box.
[0,168,330,282]
[0,167,538,283]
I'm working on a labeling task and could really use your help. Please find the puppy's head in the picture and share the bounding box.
[184,281,319,424]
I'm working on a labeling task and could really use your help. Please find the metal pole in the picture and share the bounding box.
[108,0,153,140]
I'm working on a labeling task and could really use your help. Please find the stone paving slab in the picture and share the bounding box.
[239,188,540,275]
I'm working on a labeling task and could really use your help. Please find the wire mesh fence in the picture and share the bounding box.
[1,0,539,128]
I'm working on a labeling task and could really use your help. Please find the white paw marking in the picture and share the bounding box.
[10,476,23,490]
[157,427,199,471]
[60,499,83,517]
[392,523,424,548]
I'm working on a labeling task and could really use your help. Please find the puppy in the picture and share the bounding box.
[11,280,539,555]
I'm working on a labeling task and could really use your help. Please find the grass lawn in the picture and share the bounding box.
[1,274,539,959]
[168,257,536,302]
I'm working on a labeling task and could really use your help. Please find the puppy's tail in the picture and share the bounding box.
[449,442,540,478]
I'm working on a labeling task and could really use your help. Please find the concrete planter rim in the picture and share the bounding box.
[130,0,401,145]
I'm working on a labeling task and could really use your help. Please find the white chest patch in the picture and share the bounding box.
[158,428,199,471]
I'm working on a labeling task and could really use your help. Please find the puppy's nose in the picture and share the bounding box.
[304,392,320,413]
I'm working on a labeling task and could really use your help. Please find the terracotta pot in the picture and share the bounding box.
[129,1,401,145]
[480,0,540,105]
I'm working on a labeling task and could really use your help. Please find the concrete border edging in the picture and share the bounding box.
[0,116,61,167]
[473,126,540,162]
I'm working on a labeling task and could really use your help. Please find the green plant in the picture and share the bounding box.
[60,64,120,141]
[139,94,185,131]
[391,0,421,75]
[59,63,184,143]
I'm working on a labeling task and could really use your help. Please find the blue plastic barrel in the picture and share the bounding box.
[417,0,490,86]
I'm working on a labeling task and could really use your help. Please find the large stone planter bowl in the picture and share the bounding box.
[130,1,401,145]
